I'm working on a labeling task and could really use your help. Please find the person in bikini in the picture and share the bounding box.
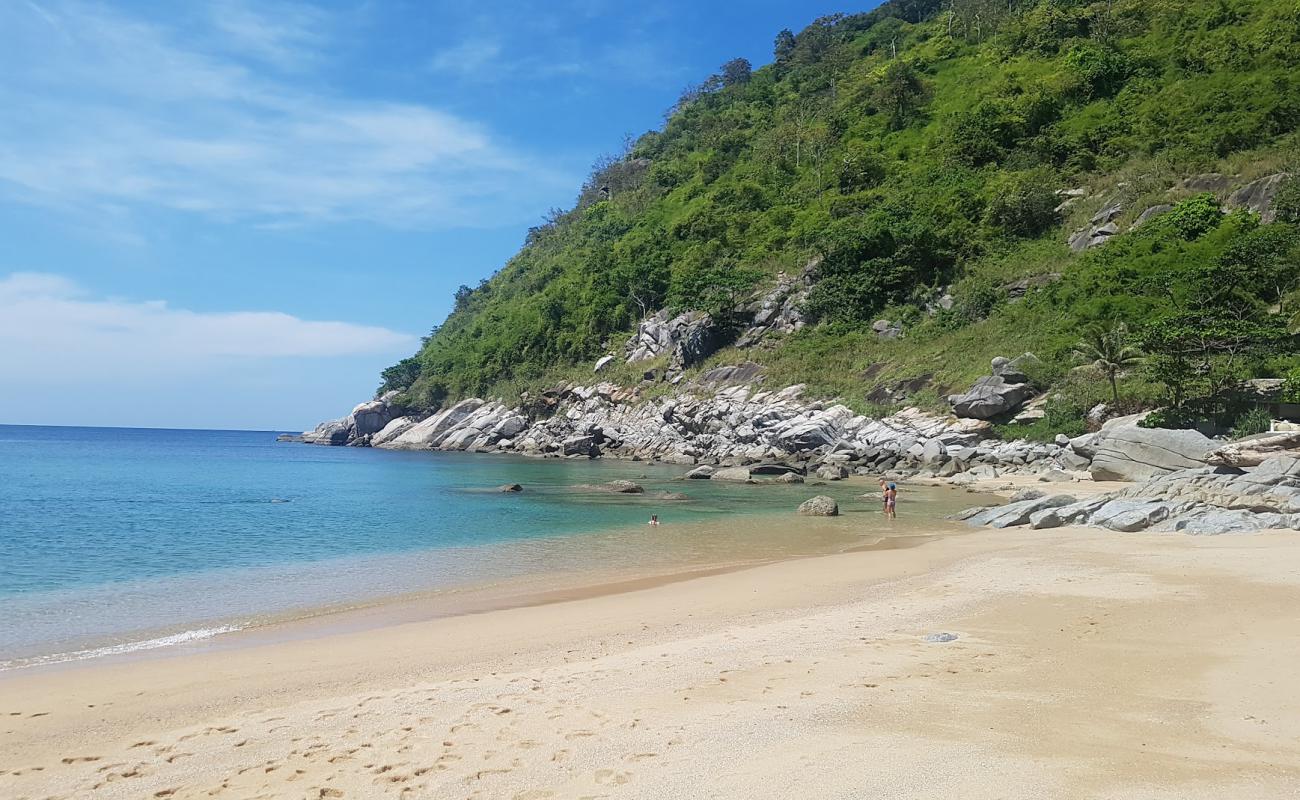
[879,478,897,519]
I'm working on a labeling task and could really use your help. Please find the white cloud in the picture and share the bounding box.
[0,1,572,229]
[0,272,416,384]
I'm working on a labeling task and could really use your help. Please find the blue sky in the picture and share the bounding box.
[0,0,854,429]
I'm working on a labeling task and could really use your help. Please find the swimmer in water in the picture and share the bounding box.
[649,514,660,526]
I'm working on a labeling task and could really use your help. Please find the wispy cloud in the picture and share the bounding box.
[0,272,416,382]
[423,4,683,87]
[0,1,571,229]
[207,0,329,70]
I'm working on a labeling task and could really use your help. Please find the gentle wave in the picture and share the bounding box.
[0,625,242,672]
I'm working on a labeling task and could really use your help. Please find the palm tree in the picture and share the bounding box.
[1073,323,1144,405]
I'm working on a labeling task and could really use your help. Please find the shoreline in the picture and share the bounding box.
[1,481,963,676]
[4,521,1300,798]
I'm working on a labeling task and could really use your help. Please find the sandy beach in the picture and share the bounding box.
[4,518,1300,799]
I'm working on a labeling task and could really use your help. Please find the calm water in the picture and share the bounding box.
[0,425,971,669]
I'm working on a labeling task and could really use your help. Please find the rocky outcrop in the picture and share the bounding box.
[1225,173,1290,223]
[734,268,813,348]
[1088,416,1213,481]
[962,456,1300,535]
[1068,202,1123,252]
[947,356,1036,420]
[699,362,763,386]
[301,391,406,446]
[1130,204,1172,230]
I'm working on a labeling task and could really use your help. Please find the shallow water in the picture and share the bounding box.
[0,425,974,669]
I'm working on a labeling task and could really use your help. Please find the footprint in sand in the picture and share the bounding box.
[594,769,632,786]
[61,755,102,764]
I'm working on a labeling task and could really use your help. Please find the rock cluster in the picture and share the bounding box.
[733,269,813,348]
[959,456,1300,535]
[298,378,1105,491]
[1068,202,1123,252]
[302,391,405,447]
[1065,172,1291,252]
[624,309,719,370]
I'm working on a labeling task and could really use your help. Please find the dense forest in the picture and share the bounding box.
[382,0,1300,440]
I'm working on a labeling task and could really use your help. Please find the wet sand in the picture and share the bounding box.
[3,522,1300,799]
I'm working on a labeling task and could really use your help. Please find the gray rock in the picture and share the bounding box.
[1089,424,1214,481]
[1180,173,1231,194]
[968,464,1000,481]
[594,354,615,373]
[712,466,754,483]
[305,417,353,446]
[815,463,849,481]
[750,463,803,476]
[670,313,721,370]
[797,495,840,516]
[1056,450,1092,471]
[684,465,715,479]
[1089,499,1175,532]
[1131,204,1173,230]
[1225,173,1289,223]
[1039,468,1074,482]
[586,480,644,494]
[965,494,1077,528]
[1002,274,1061,301]
[498,483,523,493]
[1169,508,1296,535]
[872,319,902,339]
[699,362,763,386]
[1091,203,1123,225]
[949,505,994,521]
[923,632,959,643]
[773,472,805,484]
[562,435,600,457]
[1010,488,1046,503]
[948,375,1034,420]
[921,439,948,466]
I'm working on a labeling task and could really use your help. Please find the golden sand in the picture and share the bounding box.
[3,522,1299,799]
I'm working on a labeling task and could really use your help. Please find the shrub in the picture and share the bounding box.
[982,168,1060,237]
[1274,175,1300,224]
[1164,193,1224,239]
[1230,407,1273,438]
[1139,407,1198,430]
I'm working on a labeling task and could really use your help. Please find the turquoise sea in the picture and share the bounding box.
[0,425,971,670]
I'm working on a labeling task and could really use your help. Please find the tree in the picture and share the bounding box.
[871,61,929,129]
[1072,323,1144,404]
[453,284,474,312]
[773,29,796,64]
[719,57,752,87]
[377,357,422,396]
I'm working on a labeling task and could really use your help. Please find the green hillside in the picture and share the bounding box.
[383,0,1300,438]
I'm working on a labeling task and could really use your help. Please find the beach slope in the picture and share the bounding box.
[3,526,1300,799]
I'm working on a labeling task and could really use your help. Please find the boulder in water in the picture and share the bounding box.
[798,495,840,516]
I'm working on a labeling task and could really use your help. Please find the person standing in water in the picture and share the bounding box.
[648,514,660,526]
[879,478,897,519]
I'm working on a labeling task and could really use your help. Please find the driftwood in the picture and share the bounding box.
[1203,432,1300,467]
